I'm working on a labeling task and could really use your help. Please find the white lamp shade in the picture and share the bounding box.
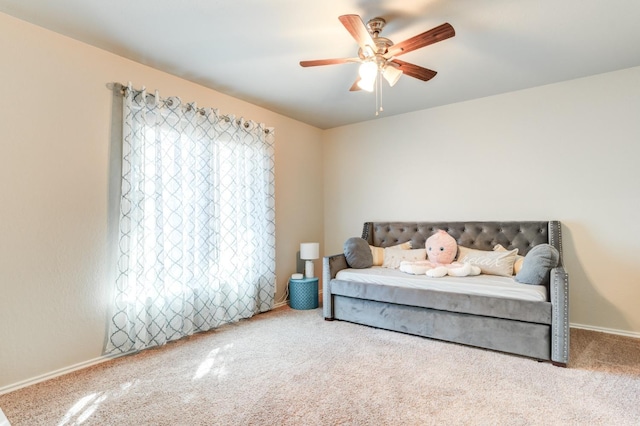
[300,242,319,260]
[358,61,377,80]
[357,62,377,92]
[382,64,402,87]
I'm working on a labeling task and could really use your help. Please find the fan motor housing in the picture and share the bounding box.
[366,17,386,35]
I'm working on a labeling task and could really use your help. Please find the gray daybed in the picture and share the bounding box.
[323,221,569,366]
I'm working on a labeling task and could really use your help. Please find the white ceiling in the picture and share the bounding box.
[2,0,640,129]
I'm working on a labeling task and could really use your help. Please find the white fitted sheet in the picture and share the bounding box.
[336,266,547,302]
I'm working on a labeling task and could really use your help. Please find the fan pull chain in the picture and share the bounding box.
[374,70,379,116]
[379,72,384,113]
[375,70,384,116]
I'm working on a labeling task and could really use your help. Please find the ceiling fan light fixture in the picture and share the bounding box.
[357,61,378,92]
[382,64,402,87]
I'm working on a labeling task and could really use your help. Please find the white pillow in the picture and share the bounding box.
[493,244,525,274]
[457,246,518,277]
[370,241,411,266]
[382,248,426,269]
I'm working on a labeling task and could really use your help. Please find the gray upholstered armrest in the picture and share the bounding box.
[550,266,569,365]
[323,254,348,319]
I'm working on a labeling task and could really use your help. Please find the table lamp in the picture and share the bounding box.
[300,242,319,278]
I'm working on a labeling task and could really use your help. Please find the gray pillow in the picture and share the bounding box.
[515,244,560,285]
[343,237,373,269]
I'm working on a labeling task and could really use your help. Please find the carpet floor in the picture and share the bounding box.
[1,306,639,425]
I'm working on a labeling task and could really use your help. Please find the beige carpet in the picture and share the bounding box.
[1,306,639,425]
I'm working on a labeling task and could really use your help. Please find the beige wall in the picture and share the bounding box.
[0,13,323,390]
[323,66,640,336]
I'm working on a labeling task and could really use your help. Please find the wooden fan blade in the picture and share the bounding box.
[349,78,362,91]
[387,23,455,57]
[391,59,437,81]
[300,58,359,67]
[339,14,375,49]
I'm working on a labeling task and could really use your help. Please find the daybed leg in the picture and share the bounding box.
[551,361,567,368]
[324,317,334,321]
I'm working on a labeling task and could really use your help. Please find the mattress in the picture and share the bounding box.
[335,266,547,302]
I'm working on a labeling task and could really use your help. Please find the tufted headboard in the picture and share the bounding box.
[362,221,563,263]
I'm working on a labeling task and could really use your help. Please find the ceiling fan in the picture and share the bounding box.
[300,14,455,92]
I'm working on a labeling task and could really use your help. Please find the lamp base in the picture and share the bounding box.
[304,260,314,278]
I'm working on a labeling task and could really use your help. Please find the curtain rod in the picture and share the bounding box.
[110,82,273,134]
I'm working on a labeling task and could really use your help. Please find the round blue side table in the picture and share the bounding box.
[289,277,319,310]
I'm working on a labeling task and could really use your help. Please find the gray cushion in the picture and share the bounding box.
[515,244,560,285]
[343,237,373,269]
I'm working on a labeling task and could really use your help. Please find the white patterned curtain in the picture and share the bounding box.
[106,84,276,354]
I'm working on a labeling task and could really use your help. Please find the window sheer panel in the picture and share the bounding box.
[107,87,275,354]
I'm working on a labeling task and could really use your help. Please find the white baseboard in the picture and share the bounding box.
[0,408,11,426]
[570,322,640,339]
[0,351,133,396]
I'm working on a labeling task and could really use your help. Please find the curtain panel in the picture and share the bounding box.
[106,85,276,354]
